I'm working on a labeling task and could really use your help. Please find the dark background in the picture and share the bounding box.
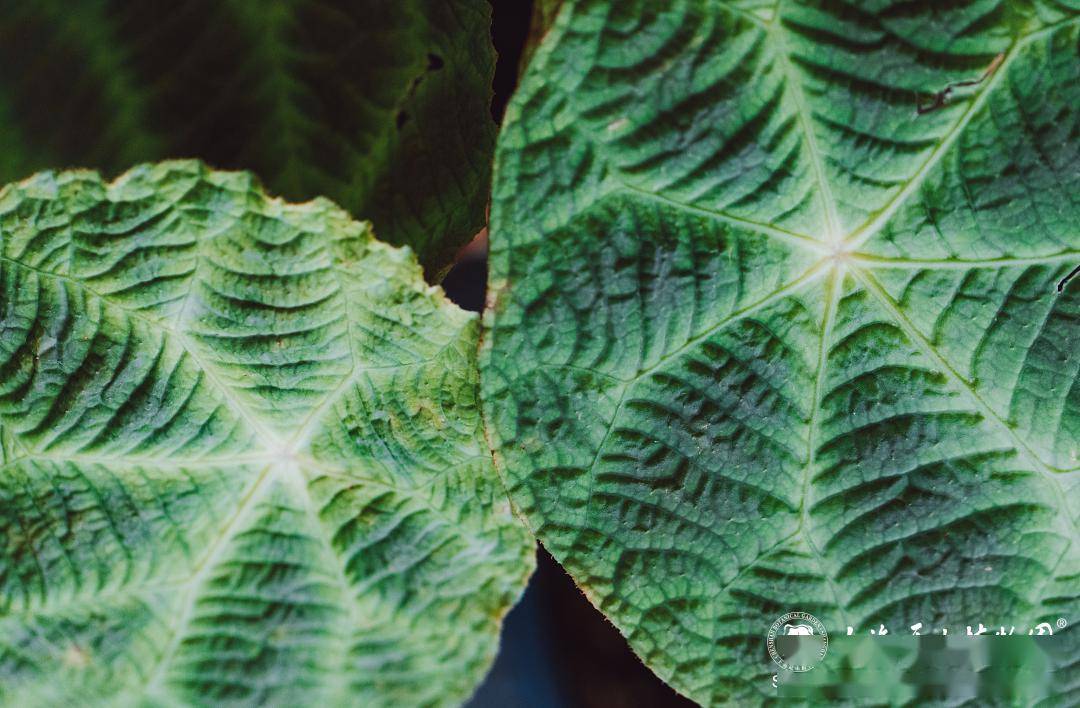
[442,3,695,706]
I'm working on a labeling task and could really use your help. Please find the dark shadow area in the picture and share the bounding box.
[489,0,535,122]
[464,548,697,708]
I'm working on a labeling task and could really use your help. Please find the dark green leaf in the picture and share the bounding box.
[0,0,496,273]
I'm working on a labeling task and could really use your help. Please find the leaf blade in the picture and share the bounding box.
[0,161,533,705]
[484,2,1080,703]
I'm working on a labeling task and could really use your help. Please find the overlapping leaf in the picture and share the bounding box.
[0,161,533,706]
[483,1,1079,703]
[0,0,495,273]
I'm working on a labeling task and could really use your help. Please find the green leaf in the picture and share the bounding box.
[0,161,533,705]
[0,0,495,274]
[483,1,1079,703]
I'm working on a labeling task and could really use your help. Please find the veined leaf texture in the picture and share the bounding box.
[0,162,533,705]
[483,1,1080,703]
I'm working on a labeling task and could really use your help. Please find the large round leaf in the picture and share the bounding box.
[0,0,495,273]
[483,1,1079,703]
[0,161,533,705]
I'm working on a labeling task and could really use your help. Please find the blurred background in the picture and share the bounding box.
[444,3,693,706]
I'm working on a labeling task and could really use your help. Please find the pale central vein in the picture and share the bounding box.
[855,267,1080,541]
[621,184,830,256]
[842,35,1025,251]
[142,460,276,695]
[0,254,274,450]
[713,0,768,29]
[769,7,843,244]
[849,251,1080,269]
[632,259,829,385]
[570,262,829,567]
[0,252,432,697]
[797,268,852,627]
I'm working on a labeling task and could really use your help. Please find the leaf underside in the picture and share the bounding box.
[0,0,495,274]
[484,1,1079,704]
[0,161,533,706]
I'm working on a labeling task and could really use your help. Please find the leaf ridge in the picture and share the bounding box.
[0,252,271,447]
[843,35,1025,250]
[0,453,271,473]
[857,268,1079,526]
[557,263,825,574]
[770,4,843,242]
[629,260,827,388]
[287,311,466,454]
[710,0,768,29]
[554,115,824,250]
[0,581,183,627]
[796,270,852,627]
[559,264,823,559]
[619,183,829,255]
[851,251,1080,269]
[140,461,276,698]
